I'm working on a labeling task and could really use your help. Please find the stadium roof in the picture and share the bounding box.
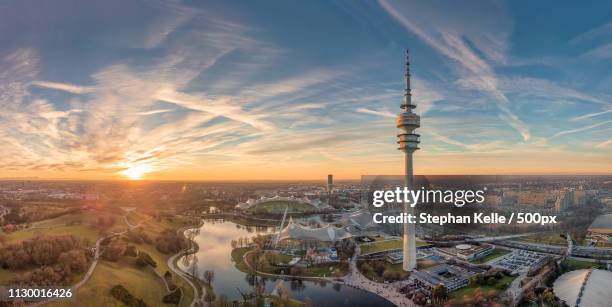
[587,214,612,234]
[278,218,352,242]
[553,269,612,307]
[343,209,378,230]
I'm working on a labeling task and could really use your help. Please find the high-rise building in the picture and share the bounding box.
[327,174,333,195]
[555,190,574,212]
[396,50,420,271]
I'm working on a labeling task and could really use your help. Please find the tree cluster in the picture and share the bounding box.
[95,216,116,230]
[0,235,82,269]
[155,230,187,254]
[103,238,127,262]
[125,229,153,244]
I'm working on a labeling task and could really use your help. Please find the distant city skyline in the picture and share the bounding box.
[1,0,611,180]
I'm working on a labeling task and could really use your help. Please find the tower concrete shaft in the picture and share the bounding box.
[396,49,420,271]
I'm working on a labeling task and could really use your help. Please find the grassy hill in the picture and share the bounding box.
[247,200,318,214]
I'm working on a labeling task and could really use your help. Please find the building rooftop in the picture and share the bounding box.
[277,218,352,243]
[554,269,612,307]
[588,214,612,234]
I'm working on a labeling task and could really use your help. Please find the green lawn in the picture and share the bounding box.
[449,275,515,301]
[232,248,349,278]
[471,248,510,264]
[7,224,100,245]
[231,247,253,273]
[247,201,317,213]
[295,262,349,277]
[358,261,409,282]
[359,239,428,255]
[520,233,567,246]
[561,259,606,271]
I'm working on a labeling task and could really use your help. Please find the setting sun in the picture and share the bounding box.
[120,164,152,180]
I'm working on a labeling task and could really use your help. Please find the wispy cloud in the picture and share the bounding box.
[31,81,95,94]
[581,43,612,60]
[379,0,530,141]
[356,107,395,118]
[553,119,612,137]
[572,108,612,121]
[596,139,612,148]
[571,21,612,44]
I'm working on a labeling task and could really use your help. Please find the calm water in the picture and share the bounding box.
[178,219,394,306]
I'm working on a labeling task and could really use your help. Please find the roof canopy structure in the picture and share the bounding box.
[554,269,612,307]
[343,209,378,231]
[277,218,352,243]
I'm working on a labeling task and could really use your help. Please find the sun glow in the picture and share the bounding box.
[120,164,152,180]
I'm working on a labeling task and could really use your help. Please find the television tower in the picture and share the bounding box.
[396,49,420,271]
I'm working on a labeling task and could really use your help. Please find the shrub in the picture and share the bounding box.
[136,251,157,268]
[162,288,182,304]
[110,284,147,307]
[125,245,137,257]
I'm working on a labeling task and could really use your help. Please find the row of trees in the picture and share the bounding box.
[2,235,90,287]
[230,237,252,249]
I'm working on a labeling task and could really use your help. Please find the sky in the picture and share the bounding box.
[0,0,611,180]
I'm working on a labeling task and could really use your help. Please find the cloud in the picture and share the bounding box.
[30,81,95,94]
[582,43,612,60]
[356,107,395,118]
[553,119,612,137]
[596,139,612,148]
[572,108,612,121]
[0,49,38,110]
[156,88,276,131]
[571,21,612,44]
[379,0,530,141]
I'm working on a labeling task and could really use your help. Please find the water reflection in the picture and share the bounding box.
[178,219,394,306]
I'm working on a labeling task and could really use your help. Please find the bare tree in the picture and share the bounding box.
[203,270,215,284]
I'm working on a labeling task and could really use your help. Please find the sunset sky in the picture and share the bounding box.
[1,0,611,180]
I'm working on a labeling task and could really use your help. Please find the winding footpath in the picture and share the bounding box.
[167,225,207,307]
[167,247,201,307]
